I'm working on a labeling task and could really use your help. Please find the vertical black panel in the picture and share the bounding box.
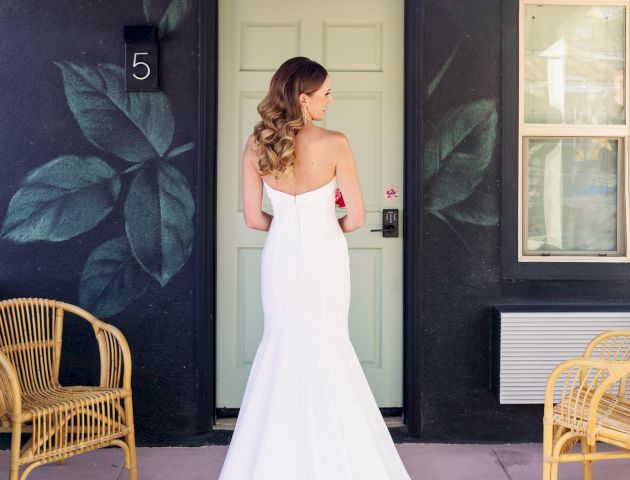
[501,0,520,280]
[403,0,424,436]
[196,0,218,433]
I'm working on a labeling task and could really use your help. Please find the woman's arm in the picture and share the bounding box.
[333,132,365,233]
[242,134,273,231]
[338,214,362,233]
[247,211,273,231]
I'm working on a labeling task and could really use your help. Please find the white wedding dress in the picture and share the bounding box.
[218,175,411,480]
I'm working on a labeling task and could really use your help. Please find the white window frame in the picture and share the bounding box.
[518,0,630,262]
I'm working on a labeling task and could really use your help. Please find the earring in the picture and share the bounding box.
[301,103,311,122]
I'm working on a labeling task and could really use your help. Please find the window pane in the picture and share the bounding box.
[524,5,626,124]
[526,138,620,254]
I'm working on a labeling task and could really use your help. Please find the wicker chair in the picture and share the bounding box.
[0,298,137,480]
[543,330,630,480]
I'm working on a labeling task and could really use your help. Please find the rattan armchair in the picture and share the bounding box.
[0,298,137,480]
[543,330,630,480]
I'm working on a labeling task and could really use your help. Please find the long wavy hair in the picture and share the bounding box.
[252,57,328,180]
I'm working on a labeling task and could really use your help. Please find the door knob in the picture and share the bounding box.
[370,209,399,237]
[370,225,395,232]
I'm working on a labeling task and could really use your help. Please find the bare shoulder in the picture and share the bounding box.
[312,127,349,150]
[244,133,262,174]
[320,129,351,159]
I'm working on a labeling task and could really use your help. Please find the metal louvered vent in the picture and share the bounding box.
[492,309,630,404]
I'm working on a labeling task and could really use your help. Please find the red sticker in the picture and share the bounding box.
[384,185,399,201]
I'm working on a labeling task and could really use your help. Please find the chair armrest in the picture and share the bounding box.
[0,350,22,420]
[61,302,133,391]
[544,357,630,444]
[94,321,133,390]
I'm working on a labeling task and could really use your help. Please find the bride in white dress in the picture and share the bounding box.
[218,56,411,480]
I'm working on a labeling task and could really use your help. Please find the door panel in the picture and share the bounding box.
[217,0,404,409]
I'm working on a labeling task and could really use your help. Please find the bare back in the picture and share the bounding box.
[244,122,365,232]
[257,124,338,195]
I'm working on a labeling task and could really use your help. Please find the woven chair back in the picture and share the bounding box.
[584,331,630,399]
[585,332,630,361]
[0,298,62,394]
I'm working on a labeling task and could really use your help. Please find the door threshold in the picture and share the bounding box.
[213,415,405,431]
[213,417,237,430]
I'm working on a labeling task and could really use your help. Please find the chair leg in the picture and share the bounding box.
[9,421,21,480]
[124,397,138,480]
[580,437,594,480]
[543,423,554,480]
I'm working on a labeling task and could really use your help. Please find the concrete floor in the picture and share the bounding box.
[1,443,629,479]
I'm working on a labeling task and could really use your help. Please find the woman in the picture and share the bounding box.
[218,56,411,479]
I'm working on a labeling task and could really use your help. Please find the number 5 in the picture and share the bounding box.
[132,52,151,80]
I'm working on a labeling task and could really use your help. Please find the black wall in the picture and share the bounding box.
[0,0,203,445]
[420,0,630,442]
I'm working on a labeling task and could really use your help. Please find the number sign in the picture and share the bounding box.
[124,25,159,92]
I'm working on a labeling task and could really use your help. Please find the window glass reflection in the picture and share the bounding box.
[526,138,619,253]
[524,5,625,124]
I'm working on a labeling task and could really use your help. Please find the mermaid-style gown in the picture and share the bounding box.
[218,176,411,480]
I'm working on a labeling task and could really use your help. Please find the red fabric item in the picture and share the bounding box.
[335,188,345,208]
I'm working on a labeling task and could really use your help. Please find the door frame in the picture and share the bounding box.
[197,0,424,438]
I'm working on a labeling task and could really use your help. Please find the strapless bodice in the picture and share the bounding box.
[263,176,341,241]
[263,176,338,206]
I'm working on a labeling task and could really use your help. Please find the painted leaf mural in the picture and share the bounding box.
[166,142,194,160]
[1,155,120,242]
[424,99,498,228]
[425,99,497,210]
[142,0,158,22]
[158,0,192,39]
[55,62,175,162]
[143,0,192,40]
[1,2,195,318]
[125,161,194,287]
[424,40,499,232]
[427,37,462,98]
[424,99,497,187]
[444,190,499,227]
[79,237,150,318]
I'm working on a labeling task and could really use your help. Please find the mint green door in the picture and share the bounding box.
[216,0,404,411]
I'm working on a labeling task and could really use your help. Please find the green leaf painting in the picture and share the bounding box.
[444,190,499,227]
[1,1,196,317]
[1,156,120,242]
[79,237,150,318]
[55,62,174,162]
[143,0,192,40]
[423,40,500,233]
[424,99,497,185]
[142,0,157,23]
[427,37,462,98]
[424,99,498,230]
[166,142,195,160]
[125,161,194,287]
[425,100,497,210]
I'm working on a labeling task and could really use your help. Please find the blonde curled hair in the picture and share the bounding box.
[252,57,328,180]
